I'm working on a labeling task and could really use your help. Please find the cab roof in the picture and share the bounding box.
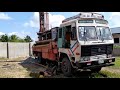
[62,12,104,23]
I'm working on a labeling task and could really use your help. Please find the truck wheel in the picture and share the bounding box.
[61,57,72,77]
[91,67,101,73]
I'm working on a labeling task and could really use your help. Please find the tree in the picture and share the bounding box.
[18,38,25,42]
[0,34,9,42]
[24,35,33,42]
[0,34,33,42]
[9,35,19,42]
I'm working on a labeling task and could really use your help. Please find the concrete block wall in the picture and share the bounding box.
[0,42,7,58]
[8,42,30,58]
[0,42,34,59]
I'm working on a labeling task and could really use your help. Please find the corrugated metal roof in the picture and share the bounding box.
[110,27,120,34]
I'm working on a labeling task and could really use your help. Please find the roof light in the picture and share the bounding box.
[79,12,104,19]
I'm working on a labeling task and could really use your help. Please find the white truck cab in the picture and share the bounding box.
[58,12,115,76]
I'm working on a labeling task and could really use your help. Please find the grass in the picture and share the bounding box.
[114,57,120,67]
[92,56,120,78]
[92,70,120,78]
[113,45,120,49]
[92,73,105,78]
[99,70,120,78]
[108,56,120,69]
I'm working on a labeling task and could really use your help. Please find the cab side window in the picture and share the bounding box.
[71,27,77,40]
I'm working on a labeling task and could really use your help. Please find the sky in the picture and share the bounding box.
[0,12,120,42]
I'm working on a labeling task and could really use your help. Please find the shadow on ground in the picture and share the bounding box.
[18,57,46,78]
[18,57,108,78]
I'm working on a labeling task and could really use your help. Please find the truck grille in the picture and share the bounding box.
[81,44,113,56]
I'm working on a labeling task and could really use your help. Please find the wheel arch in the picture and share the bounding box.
[59,52,71,62]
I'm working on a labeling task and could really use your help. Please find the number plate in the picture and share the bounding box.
[98,59,104,64]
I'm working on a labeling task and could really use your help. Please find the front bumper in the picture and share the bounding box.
[76,57,115,69]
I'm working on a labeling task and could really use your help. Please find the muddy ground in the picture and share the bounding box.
[0,57,119,78]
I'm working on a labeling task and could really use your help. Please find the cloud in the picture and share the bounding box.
[0,32,5,35]
[0,13,12,20]
[49,13,65,28]
[8,32,18,36]
[8,31,31,39]
[32,36,38,42]
[24,12,65,29]
[109,12,120,28]
[24,12,39,28]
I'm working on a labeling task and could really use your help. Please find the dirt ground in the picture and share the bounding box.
[0,57,95,78]
[0,57,46,78]
[0,57,92,78]
[0,57,119,78]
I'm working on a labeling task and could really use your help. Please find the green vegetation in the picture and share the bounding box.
[24,35,33,42]
[92,70,120,78]
[99,70,120,78]
[92,57,120,78]
[0,34,9,42]
[113,57,120,67]
[106,57,120,69]
[113,45,120,49]
[0,34,33,42]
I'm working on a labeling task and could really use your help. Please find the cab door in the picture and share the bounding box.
[57,27,65,48]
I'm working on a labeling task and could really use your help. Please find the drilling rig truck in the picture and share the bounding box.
[32,12,115,77]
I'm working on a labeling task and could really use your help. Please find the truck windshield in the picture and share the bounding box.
[96,26,112,40]
[78,26,97,41]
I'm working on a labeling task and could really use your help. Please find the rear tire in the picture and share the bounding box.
[61,57,72,77]
[36,53,46,65]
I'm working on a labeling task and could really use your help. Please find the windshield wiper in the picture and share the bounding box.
[83,30,87,41]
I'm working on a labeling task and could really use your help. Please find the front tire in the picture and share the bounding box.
[61,57,72,77]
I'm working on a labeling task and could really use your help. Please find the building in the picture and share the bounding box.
[111,27,120,44]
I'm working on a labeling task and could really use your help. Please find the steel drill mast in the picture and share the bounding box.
[37,12,49,41]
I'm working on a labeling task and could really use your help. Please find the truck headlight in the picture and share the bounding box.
[107,54,112,58]
[80,57,90,61]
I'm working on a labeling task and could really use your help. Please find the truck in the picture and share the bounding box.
[32,12,115,77]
